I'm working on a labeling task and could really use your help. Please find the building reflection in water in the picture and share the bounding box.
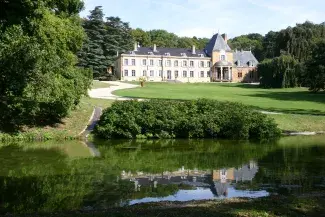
[121,161,258,198]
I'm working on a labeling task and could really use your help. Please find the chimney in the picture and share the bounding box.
[153,44,157,52]
[222,33,228,44]
[116,51,119,57]
[134,42,138,51]
[192,45,196,54]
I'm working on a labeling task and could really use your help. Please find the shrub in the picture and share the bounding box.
[94,99,281,140]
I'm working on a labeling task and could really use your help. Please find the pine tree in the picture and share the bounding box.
[104,17,133,68]
[78,6,107,78]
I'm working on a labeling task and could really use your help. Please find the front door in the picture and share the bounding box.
[167,70,172,79]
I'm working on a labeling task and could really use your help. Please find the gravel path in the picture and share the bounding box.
[88,81,139,100]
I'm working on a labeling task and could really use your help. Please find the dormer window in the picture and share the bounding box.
[198,54,204,57]
[220,55,226,61]
[148,52,154,55]
[181,53,187,57]
[165,52,170,56]
[248,61,254,67]
[129,51,135,55]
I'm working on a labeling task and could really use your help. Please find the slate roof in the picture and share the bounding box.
[204,33,232,57]
[128,47,209,58]
[233,51,259,67]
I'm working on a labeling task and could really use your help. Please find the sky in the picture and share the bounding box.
[81,0,325,38]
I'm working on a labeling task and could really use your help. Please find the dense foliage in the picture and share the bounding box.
[0,0,92,132]
[242,21,325,91]
[94,99,281,140]
[78,6,133,78]
[259,54,305,88]
[228,33,264,61]
[305,39,325,92]
[131,28,209,50]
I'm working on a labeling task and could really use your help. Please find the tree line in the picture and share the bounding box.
[229,22,325,91]
[78,6,209,78]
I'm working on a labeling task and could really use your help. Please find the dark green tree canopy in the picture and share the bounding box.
[0,0,92,132]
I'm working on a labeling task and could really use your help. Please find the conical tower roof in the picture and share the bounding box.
[204,34,231,57]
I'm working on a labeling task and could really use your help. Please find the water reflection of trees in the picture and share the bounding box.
[254,145,325,195]
[1,138,325,215]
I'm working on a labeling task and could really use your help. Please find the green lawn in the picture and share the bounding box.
[114,83,325,115]
[91,80,111,89]
[114,83,325,132]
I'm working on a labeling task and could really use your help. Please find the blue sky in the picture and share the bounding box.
[81,0,325,38]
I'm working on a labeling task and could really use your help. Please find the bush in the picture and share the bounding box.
[94,99,281,141]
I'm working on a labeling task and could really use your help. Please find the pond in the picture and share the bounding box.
[1,135,325,214]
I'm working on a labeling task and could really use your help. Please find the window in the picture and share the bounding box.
[124,59,129,65]
[132,70,136,76]
[143,70,147,76]
[159,70,162,77]
[238,71,243,78]
[142,59,147,66]
[221,169,227,176]
[221,55,226,61]
[249,71,254,79]
[207,61,211,67]
[124,70,128,76]
[190,71,194,77]
[174,60,179,67]
[175,70,179,78]
[158,60,162,66]
[183,60,187,67]
[190,61,194,67]
[150,59,154,66]
[165,53,170,56]
[166,60,171,67]
[207,71,210,77]
[183,71,187,77]
[200,71,204,77]
[150,70,154,77]
[131,59,136,66]
[200,61,204,67]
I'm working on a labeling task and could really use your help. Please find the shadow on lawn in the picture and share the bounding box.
[245,91,325,115]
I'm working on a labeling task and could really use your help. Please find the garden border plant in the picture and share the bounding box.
[94,99,281,141]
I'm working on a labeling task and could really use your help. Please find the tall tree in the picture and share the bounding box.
[104,16,133,68]
[131,28,151,47]
[78,6,107,78]
[228,33,264,61]
[305,40,325,92]
[0,0,92,132]
[148,30,179,48]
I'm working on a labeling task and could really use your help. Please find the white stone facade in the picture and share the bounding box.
[116,54,212,83]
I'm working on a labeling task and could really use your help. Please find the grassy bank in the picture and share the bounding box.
[0,97,113,142]
[115,83,325,132]
[17,196,325,217]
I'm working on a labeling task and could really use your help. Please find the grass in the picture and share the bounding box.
[91,80,112,89]
[114,83,325,132]
[270,113,325,132]
[16,196,325,217]
[0,97,114,142]
[114,83,325,115]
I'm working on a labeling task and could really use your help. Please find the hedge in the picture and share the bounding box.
[94,99,281,140]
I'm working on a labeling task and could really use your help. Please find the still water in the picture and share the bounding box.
[1,136,325,214]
